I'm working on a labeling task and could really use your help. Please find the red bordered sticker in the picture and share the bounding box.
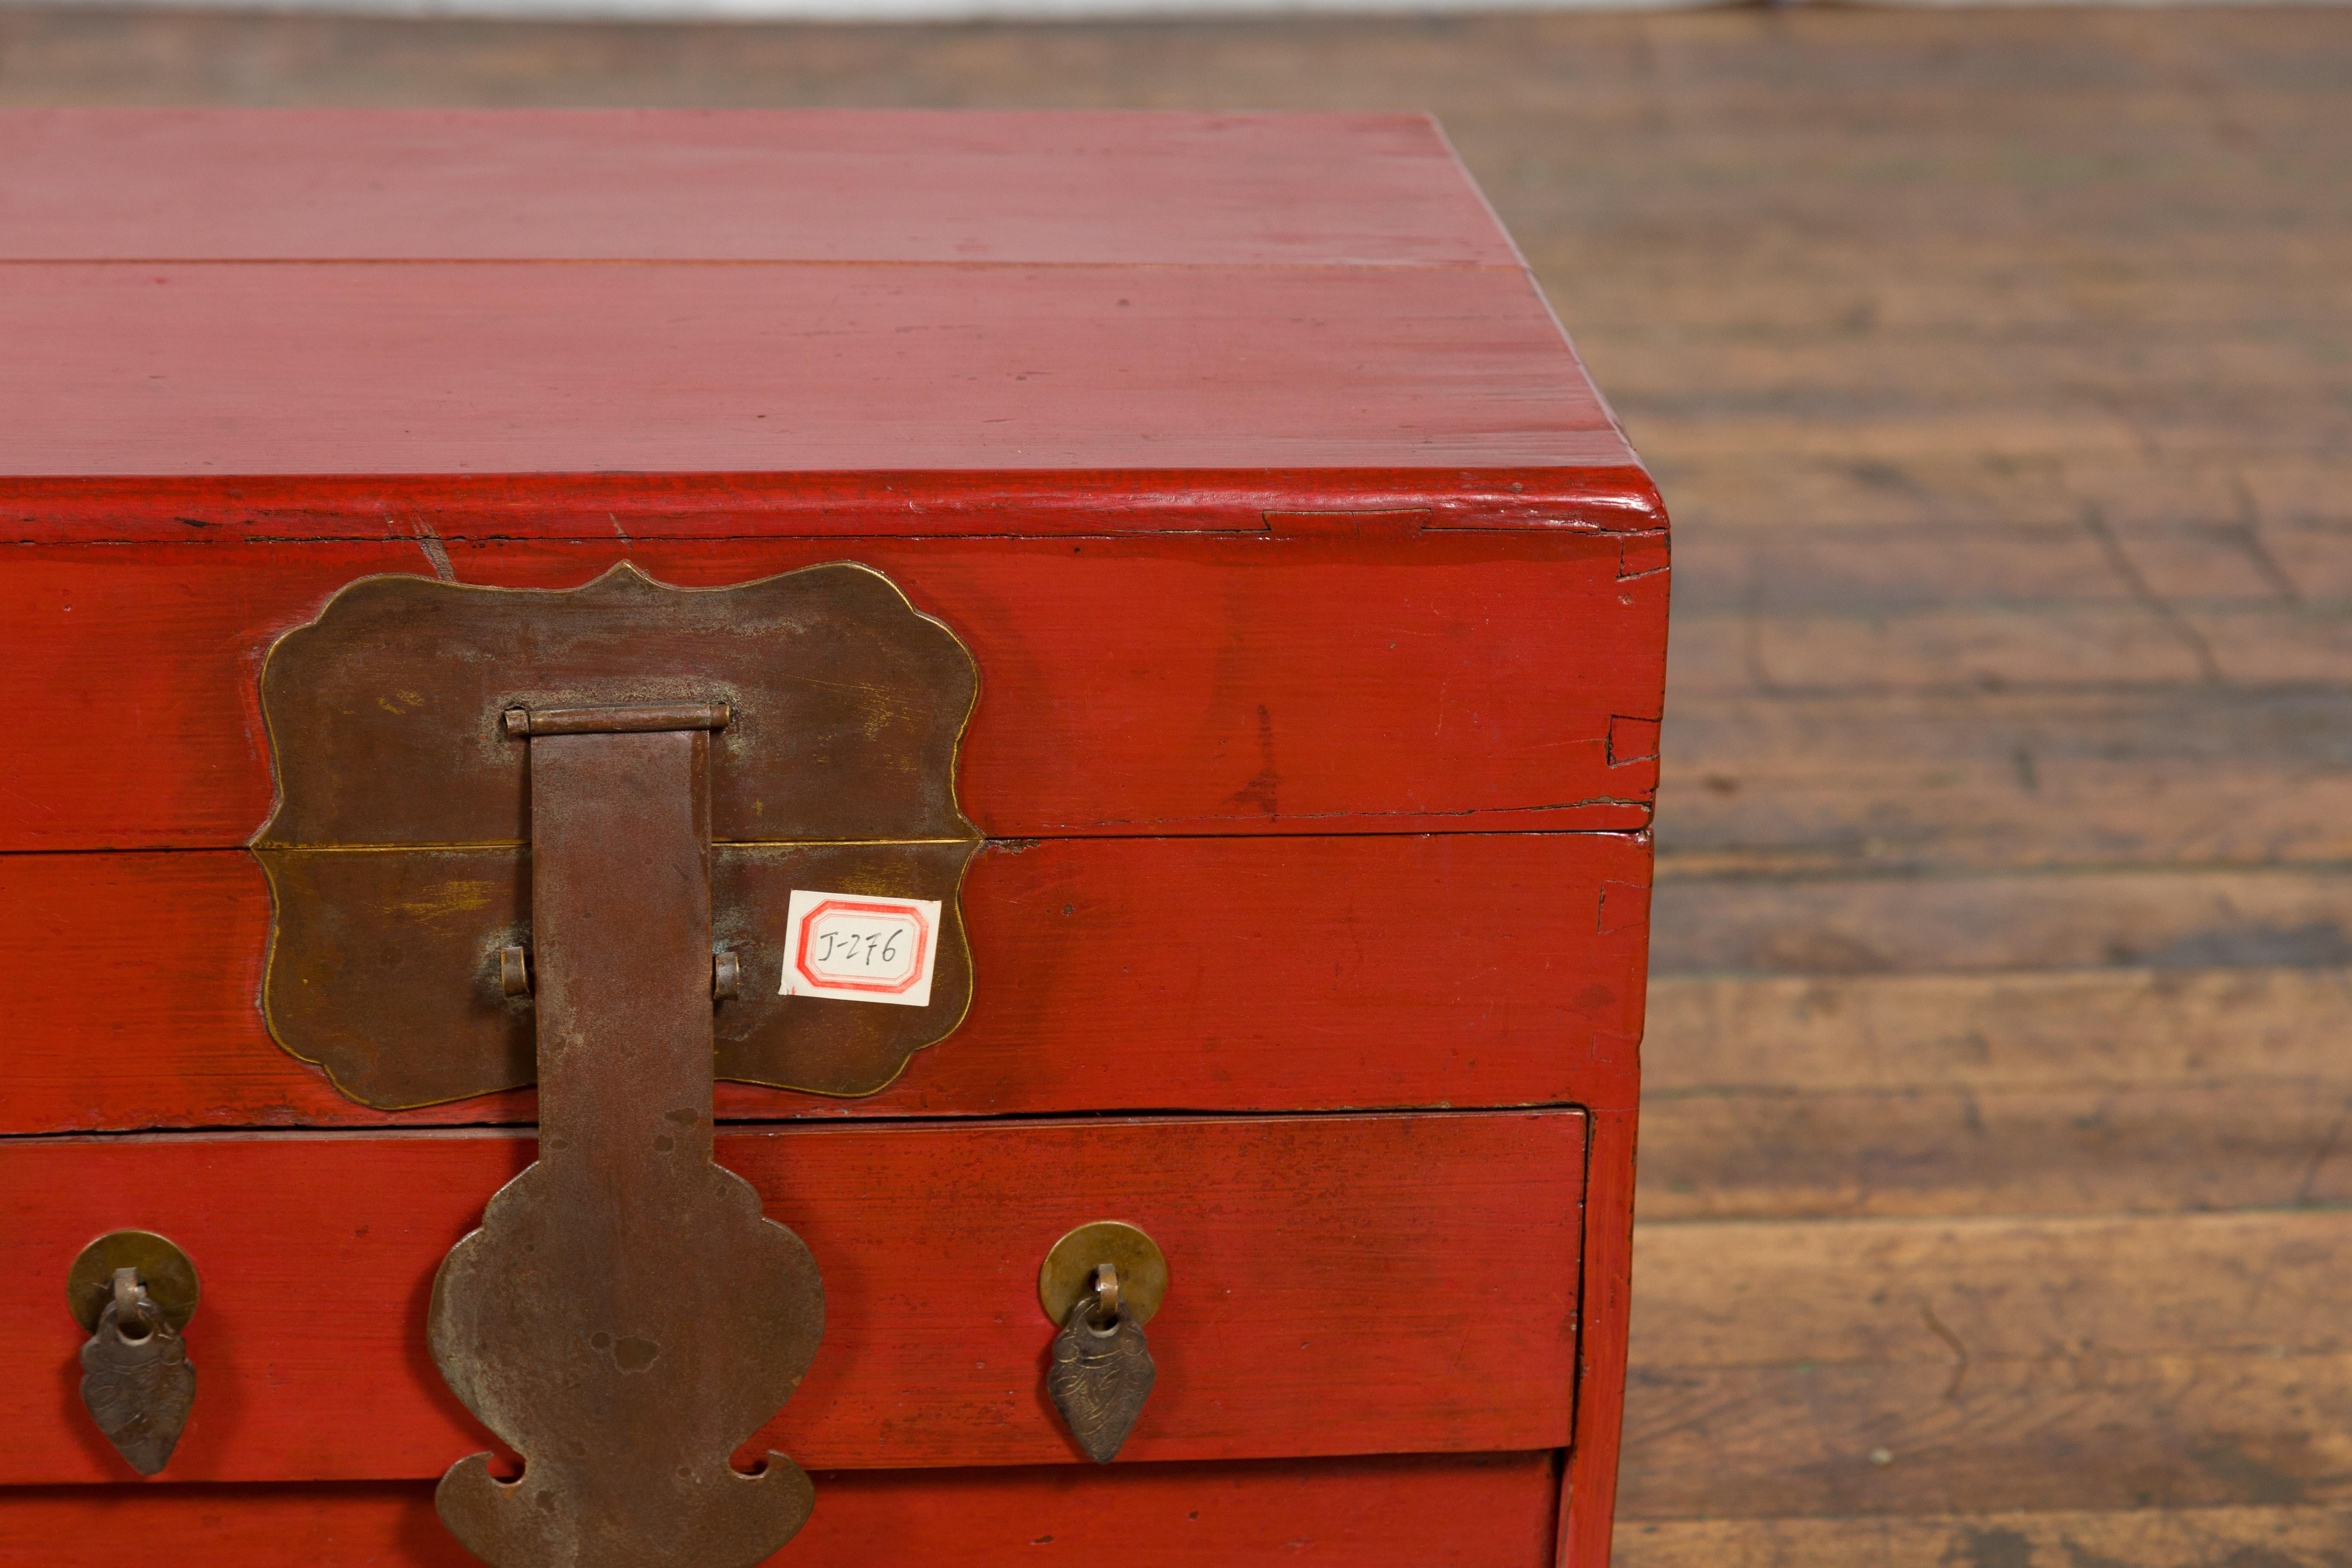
[779,889,941,1008]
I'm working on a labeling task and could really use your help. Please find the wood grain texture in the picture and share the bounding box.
[1648,869,2352,977]
[0,261,1641,481]
[1638,1082,2352,1223]
[0,1454,1562,1566]
[1589,9,2352,1542]
[1617,1213,2352,1522]
[1674,605,2209,695]
[0,1112,1586,1483]
[0,538,1665,849]
[0,833,1648,1133]
[0,109,1519,266]
[1665,525,2143,616]
[1657,691,2352,876]
[1637,964,2352,1221]
[1653,452,2293,534]
[1639,965,2352,1218]
[1632,1211,2352,1372]
[0,109,1650,520]
[1620,1355,2352,1520]
[1646,967,2352,1095]
[2,466,1661,539]
[1614,1506,2352,1568]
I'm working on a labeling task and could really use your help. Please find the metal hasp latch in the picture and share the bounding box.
[432,698,821,1566]
[250,564,983,1568]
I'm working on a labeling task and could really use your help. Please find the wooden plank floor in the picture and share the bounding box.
[5,5,2349,1562]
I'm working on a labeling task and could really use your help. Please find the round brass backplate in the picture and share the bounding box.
[67,1231,200,1335]
[1038,1221,1168,1328]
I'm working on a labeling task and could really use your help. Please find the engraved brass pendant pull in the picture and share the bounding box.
[1039,1222,1168,1463]
[68,1231,200,1476]
[1048,1265,1157,1463]
[429,704,823,1568]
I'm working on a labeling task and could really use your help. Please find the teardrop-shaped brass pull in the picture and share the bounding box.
[68,1231,200,1476]
[1047,1264,1157,1462]
[1039,1223,1168,1463]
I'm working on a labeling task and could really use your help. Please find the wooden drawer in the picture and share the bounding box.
[0,836,1646,1135]
[0,1113,1584,1483]
[0,534,1663,852]
[0,1455,1562,1566]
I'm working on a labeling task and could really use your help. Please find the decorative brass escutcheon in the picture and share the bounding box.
[252,562,983,1109]
[253,564,982,1567]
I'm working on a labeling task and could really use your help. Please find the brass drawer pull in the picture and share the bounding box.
[1040,1222,1167,1462]
[68,1230,199,1476]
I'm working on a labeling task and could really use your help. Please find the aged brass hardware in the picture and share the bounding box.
[429,702,824,1568]
[68,1231,199,1476]
[253,562,983,1109]
[1047,1264,1157,1463]
[1039,1223,1167,1463]
[503,701,732,737]
[501,945,743,1001]
[252,564,980,1564]
[1039,1221,1169,1328]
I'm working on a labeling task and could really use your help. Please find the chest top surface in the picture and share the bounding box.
[0,108,1653,536]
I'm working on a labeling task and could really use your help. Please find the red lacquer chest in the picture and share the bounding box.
[0,109,1666,1567]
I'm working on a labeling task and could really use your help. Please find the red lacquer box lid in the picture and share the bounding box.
[0,108,1657,537]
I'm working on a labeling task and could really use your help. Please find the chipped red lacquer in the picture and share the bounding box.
[0,108,1662,1566]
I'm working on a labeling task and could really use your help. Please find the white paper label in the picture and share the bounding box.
[778,889,941,1008]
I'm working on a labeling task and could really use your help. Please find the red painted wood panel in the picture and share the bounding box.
[0,263,1625,478]
[1561,1105,1638,1568]
[2,467,1662,540]
[3,833,1647,1134]
[0,1112,1585,1482]
[0,1453,1559,1565]
[0,539,1666,850]
[0,110,1518,269]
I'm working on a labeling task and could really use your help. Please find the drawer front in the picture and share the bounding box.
[0,1111,1583,1484]
[0,535,1663,851]
[0,1454,1560,1566]
[0,835,1646,1136]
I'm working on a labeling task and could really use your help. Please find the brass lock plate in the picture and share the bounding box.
[252,562,983,1109]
